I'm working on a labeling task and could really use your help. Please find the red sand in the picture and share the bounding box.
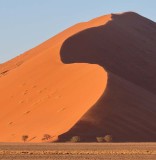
[0,12,156,142]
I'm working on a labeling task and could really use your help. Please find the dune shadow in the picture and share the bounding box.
[59,12,156,142]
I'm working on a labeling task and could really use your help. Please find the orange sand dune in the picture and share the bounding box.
[0,12,156,142]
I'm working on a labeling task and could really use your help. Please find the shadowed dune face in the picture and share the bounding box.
[59,12,156,142]
[61,13,156,94]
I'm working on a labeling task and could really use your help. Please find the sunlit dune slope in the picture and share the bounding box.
[0,14,109,142]
[0,12,156,142]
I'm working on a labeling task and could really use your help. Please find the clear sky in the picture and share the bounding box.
[0,0,156,63]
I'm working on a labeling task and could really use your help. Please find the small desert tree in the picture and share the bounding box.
[70,136,81,142]
[104,135,113,142]
[42,134,52,141]
[96,137,104,142]
[22,135,29,142]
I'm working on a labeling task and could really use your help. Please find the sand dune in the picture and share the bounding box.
[0,12,156,142]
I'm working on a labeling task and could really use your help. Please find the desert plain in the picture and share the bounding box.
[0,142,156,160]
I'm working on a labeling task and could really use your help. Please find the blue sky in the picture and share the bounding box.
[0,0,156,63]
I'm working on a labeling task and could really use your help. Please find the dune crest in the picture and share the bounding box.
[0,12,156,142]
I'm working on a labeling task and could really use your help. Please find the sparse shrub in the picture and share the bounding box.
[22,135,29,142]
[70,136,81,142]
[96,137,104,142]
[104,135,113,142]
[42,134,52,141]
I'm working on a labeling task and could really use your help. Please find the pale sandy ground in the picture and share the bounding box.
[0,143,156,160]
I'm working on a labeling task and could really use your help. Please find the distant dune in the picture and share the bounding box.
[0,12,156,142]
